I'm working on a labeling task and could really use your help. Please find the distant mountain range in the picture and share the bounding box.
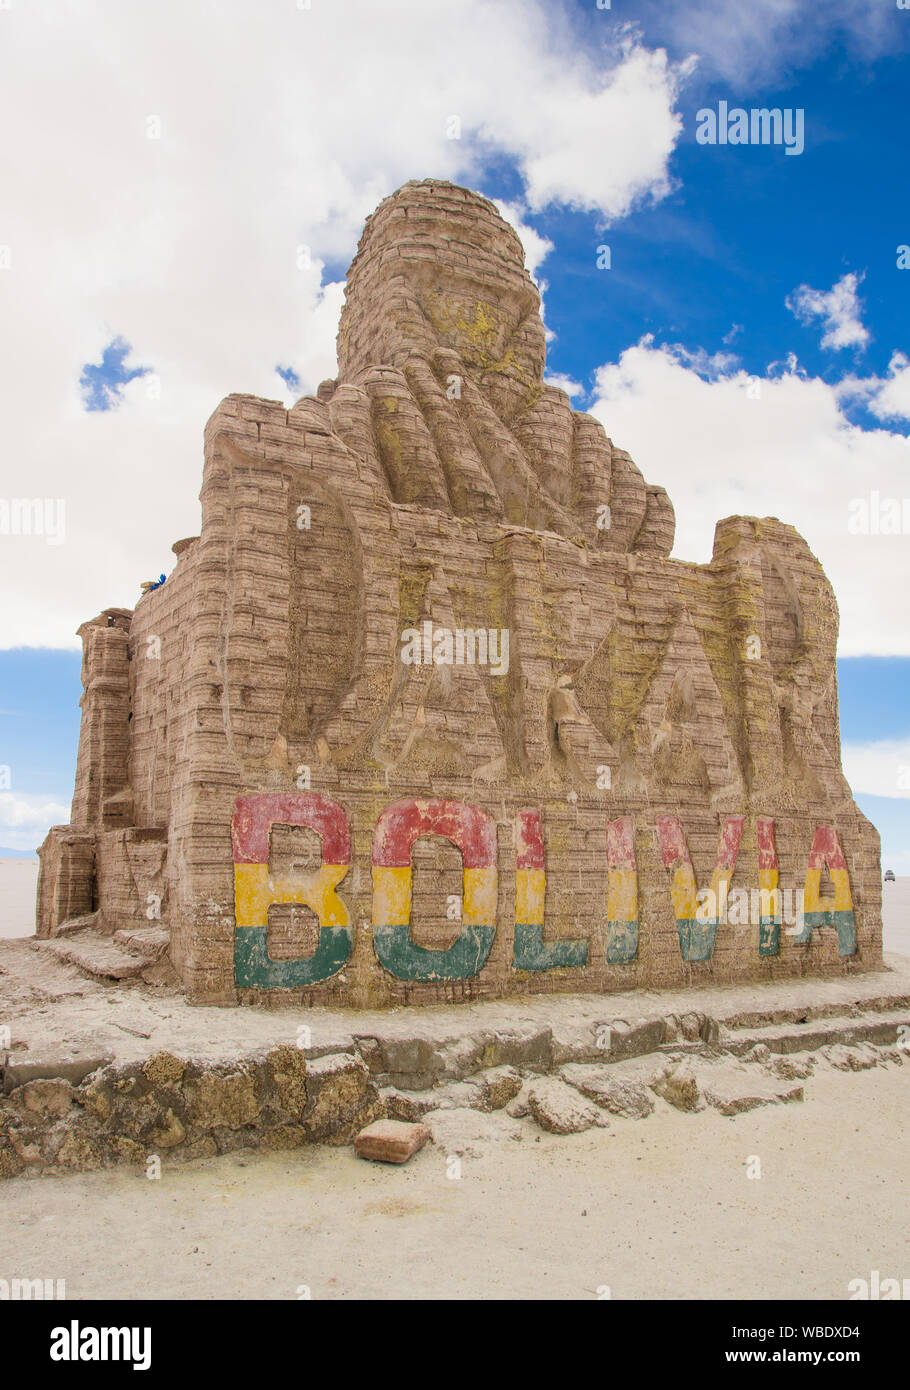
[0,848,39,859]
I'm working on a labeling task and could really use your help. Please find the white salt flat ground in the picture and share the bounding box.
[884,877,910,955]
[2,858,909,951]
[0,857,39,939]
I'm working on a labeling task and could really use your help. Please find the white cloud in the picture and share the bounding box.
[842,740,910,800]
[544,373,585,400]
[490,43,692,219]
[0,794,70,852]
[635,0,906,83]
[852,353,910,424]
[786,272,870,351]
[588,340,910,656]
[657,340,740,377]
[0,0,688,650]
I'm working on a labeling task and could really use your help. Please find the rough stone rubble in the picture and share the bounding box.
[2,956,907,1177]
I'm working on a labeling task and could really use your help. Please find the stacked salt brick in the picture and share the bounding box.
[37,179,882,1006]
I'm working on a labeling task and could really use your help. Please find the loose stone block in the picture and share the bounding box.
[700,1066,804,1115]
[354,1119,430,1164]
[425,1107,523,1157]
[3,1055,112,1094]
[527,1078,610,1135]
[559,1064,654,1119]
[477,1066,523,1110]
[14,1079,74,1118]
[651,1061,705,1113]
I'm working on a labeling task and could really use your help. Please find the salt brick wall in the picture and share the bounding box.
[37,179,882,1004]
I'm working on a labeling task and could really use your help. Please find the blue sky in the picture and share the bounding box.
[79,336,151,412]
[533,54,910,424]
[1,0,908,860]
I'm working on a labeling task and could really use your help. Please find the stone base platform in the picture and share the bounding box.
[1,938,909,1178]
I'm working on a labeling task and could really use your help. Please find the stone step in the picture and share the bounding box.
[30,932,147,982]
[715,993,910,1032]
[112,926,170,961]
[717,1009,910,1057]
[52,912,101,938]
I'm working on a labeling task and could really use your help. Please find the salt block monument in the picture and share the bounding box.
[37,179,882,1007]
